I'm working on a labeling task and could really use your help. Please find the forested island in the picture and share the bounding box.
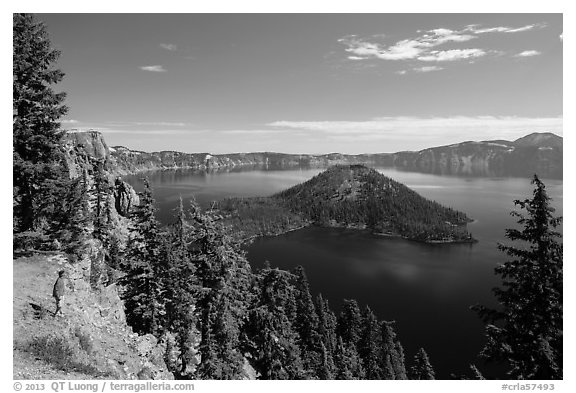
[217,165,474,243]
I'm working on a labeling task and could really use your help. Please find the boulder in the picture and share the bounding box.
[113,178,139,217]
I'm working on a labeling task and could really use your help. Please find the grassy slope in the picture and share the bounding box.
[13,253,171,380]
[13,254,96,379]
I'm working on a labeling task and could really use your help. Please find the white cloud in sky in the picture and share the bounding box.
[417,48,486,62]
[339,22,545,70]
[160,43,178,51]
[515,50,542,57]
[341,28,478,62]
[60,119,79,124]
[413,66,443,73]
[466,23,544,34]
[139,65,166,72]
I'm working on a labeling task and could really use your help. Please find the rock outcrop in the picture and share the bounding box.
[63,130,110,179]
[113,178,139,217]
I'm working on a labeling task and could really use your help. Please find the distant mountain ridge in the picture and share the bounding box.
[64,131,562,179]
[510,132,563,148]
[393,132,562,179]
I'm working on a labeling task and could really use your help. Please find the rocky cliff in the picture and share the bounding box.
[13,131,170,380]
[64,130,560,179]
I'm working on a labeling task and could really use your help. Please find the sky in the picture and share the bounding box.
[36,13,563,154]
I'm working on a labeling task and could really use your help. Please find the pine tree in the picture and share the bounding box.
[195,303,220,379]
[410,348,435,380]
[13,13,68,233]
[333,336,365,379]
[358,306,383,379]
[59,170,91,259]
[335,297,365,379]
[473,175,562,379]
[315,294,338,376]
[164,197,200,378]
[317,342,335,380]
[212,291,245,378]
[381,321,408,379]
[292,265,322,378]
[189,198,251,379]
[121,179,167,336]
[337,299,363,349]
[242,267,304,379]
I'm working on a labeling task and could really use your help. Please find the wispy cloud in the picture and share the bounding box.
[340,28,478,62]
[338,23,546,69]
[466,23,545,34]
[160,43,178,51]
[413,66,443,73]
[60,119,79,124]
[417,49,486,62]
[515,50,541,57]
[139,65,166,72]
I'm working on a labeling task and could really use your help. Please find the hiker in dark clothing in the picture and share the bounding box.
[53,270,66,316]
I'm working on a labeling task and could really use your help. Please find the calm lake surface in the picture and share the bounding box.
[125,167,563,379]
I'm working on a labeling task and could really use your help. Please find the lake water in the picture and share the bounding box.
[124,167,563,379]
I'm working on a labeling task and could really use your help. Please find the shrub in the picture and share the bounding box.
[22,333,104,376]
[13,231,50,252]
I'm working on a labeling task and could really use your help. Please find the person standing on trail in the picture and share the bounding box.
[53,270,66,316]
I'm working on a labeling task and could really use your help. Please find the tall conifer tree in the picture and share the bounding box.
[473,175,563,379]
[121,179,167,336]
[292,265,322,378]
[381,321,408,379]
[189,199,251,379]
[337,299,363,349]
[165,197,200,378]
[315,294,338,376]
[242,267,304,379]
[13,13,68,233]
[359,306,383,379]
[333,336,365,379]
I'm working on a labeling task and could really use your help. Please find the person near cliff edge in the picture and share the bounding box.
[53,270,66,316]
